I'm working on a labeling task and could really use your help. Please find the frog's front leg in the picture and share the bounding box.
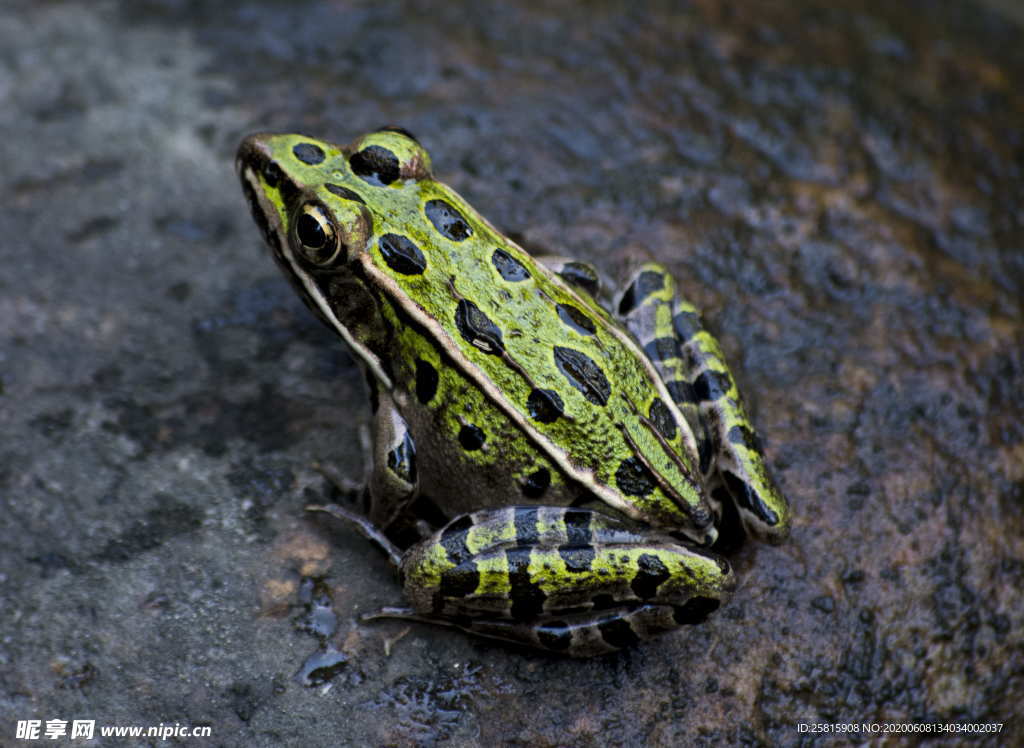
[374,506,735,657]
[362,389,419,530]
[616,263,791,543]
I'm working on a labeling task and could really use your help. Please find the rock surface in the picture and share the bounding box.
[1,1,1021,745]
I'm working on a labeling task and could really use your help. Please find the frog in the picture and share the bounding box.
[236,127,790,657]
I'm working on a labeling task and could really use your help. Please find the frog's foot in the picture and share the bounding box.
[386,506,734,657]
[306,503,404,568]
[461,603,716,657]
[366,603,716,658]
[615,262,791,543]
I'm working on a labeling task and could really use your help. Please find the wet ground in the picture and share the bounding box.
[1,1,1021,745]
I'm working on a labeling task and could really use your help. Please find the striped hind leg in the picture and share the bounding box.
[615,264,791,543]
[382,506,735,656]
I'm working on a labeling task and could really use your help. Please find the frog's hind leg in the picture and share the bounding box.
[376,506,735,657]
[371,603,700,657]
[460,602,718,657]
[615,263,791,543]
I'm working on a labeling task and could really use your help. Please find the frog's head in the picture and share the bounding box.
[236,128,433,278]
[236,129,432,385]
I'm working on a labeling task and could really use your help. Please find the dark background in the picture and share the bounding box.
[1,1,1021,745]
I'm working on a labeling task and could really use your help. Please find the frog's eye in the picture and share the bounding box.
[294,203,343,265]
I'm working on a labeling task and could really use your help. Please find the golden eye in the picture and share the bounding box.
[294,203,341,265]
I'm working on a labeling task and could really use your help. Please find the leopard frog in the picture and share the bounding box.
[236,128,790,657]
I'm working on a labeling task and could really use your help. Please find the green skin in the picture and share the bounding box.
[237,129,790,656]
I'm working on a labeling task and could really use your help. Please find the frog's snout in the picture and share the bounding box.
[235,133,277,177]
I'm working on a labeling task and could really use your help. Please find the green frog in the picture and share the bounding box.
[236,128,790,657]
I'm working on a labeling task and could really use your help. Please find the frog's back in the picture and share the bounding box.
[246,130,716,541]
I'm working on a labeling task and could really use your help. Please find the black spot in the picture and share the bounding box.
[425,199,472,241]
[439,515,474,565]
[631,554,670,600]
[598,613,640,650]
[537,621,572,651]
[558,545,595,573]
[728,423,761,450]
[648,398,678,440]
[672,310,702,341]
[261,161,282,187]
[562,510,592,546]
[506,546,547,619]
[722,471,779,527]
[692,370,732,402]
[379,233,426,275]
[458,424,486,451]
[558,262,600,297]
[553,347,610,406]
[491,248,531,281]
[377,125,419,143]
[556,304,597,336]
[386,431,417,485]
[643,337,679,362]
[513,507,540,545]
[665,380,698,406]
[415,359,438,404]
[618,270,665,316]
[521,468,550,499]
[615,457,656,497]
[350,145,400,185]
[697,429,713,475]
[455,299,504,354]
[673,596,720,625]
[527,388,564,423]
[293,142,325,165]
[325,183,365,204]
[440,561,480,599]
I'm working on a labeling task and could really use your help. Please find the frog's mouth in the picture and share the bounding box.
[236,135,291,255]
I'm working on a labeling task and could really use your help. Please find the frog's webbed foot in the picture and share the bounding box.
[381,506,734,657]
[614,262,791,543]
